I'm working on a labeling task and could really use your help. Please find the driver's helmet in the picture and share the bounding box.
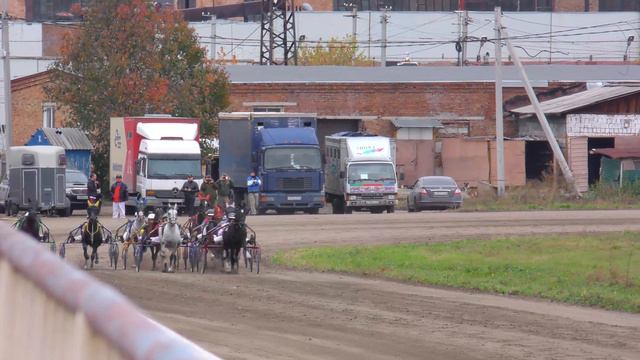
[147,213,156,222]
[206,209,215,218]
[87,195,101,208]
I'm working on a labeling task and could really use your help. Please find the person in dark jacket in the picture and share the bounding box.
[215,173,234,207]
[87,173,100,198]
[87,173,102,215]
[181,175,199,216]
[199,175,218,208]
[110,175,128,219]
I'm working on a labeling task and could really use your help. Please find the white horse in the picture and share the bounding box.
[121,211,146,269]
[160,206,182,273]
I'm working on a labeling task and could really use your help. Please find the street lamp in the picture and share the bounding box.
[624,35,634,62]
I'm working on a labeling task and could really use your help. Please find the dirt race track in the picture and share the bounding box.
[5,209,640,359]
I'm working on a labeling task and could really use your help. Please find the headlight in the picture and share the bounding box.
[260,195,274,202]
[146,190,156,197]
[349,195,358,200]
[65,189,72,195]
[387,195,395,200]
[313,196,323,202]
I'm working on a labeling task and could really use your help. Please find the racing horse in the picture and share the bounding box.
[82,197,103,269]
[222,207,247,273]
[18,208,40,240]
[160,205,183,272]
[119,209,146,269]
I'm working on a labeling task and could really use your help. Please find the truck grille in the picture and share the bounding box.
[278,177,313,191]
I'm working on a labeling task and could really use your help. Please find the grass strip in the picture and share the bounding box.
[272,233,640,312]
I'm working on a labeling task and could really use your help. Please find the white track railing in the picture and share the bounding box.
[0,222,221,360]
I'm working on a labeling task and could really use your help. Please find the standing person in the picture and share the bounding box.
[181,175,199,216]
[87,173,102,215]
[87,173,100,198]
[246,170,261,215]
[200,175,218,209]
[215,173,234,207]
[110,175,128,219]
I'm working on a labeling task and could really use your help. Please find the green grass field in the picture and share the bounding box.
[272,233,640,312]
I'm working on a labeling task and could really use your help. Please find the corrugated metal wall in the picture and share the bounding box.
[568,137,589,193]
[396,140,435,187]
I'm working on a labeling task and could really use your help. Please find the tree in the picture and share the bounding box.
[297,36,372,66]
[46,0,229,185]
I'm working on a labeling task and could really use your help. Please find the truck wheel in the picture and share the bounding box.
[331,198,342,214]
[306,208,319,215]
[387,206,395,214]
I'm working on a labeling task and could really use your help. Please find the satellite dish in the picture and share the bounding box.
[302,3,313,11]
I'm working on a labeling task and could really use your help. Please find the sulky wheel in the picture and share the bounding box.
[59,243,66,259]
[134,244,143,272]
[109,242,119,270]
[255,248,261,274]
[200,248,208,274]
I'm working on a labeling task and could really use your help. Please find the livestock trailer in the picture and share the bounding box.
[6,146,70,216]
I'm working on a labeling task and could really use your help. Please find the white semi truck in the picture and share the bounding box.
[324,132,397,214]
[110,115,202,214]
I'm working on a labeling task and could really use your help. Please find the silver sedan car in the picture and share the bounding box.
[407,176,463,212]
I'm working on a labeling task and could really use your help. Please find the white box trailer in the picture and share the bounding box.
[6,146,70,216]
[324,133,397,214]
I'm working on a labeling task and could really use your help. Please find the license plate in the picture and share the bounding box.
[287,196,302,201]
[434,191,449,196]
[77,195,88,200]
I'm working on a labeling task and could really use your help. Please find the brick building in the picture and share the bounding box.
[511,86,640,192]
[8,64,639,188]
[10,70,70,147]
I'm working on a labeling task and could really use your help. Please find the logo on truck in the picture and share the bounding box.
[114,129,122,149]
[356,146,384,156]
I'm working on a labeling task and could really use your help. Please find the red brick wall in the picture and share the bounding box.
[230,82,526,138]
[42,23,80,57]
[554,0,598,11]
[11,73,71,146]
[8,0,25,19]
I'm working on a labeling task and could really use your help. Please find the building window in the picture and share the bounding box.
[43,103,56,128]
[177,0,196,9]
[600,0,640,11]
[252,107,284,113]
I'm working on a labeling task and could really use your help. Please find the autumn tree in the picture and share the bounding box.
[46,0,229,184]
[298,36,372,66]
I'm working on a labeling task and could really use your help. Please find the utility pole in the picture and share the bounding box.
[494,7,505,196]
[344,3,357,65]
[502,26,579,196]
[380,7,390,67]
[203,11,217,62]
[2,0,10,150]
[461,10,468,66]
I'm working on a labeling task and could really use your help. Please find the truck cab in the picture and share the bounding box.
[110,116,202,214]
[258,127,323,214]
[219,112,324,214]
[325,133,398,214]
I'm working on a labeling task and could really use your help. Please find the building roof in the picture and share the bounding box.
[591,148,640,160]
[510,86,640,115]
[226,64,640,84]
[391,117,443,128]
[41,128,93,150]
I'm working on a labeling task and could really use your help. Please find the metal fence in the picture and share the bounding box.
[0,222,221,360]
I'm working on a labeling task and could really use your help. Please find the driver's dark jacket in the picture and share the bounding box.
[181,180,199,199]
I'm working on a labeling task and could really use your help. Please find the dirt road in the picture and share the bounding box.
[8,210,640,359]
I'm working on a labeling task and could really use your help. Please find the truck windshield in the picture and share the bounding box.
[148,159,202,179]
[264,148,321,170]
[348,163,396,182]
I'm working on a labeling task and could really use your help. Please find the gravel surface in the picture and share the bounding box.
[5,209,640,360]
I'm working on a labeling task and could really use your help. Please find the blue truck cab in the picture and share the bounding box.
[219,112,324,214]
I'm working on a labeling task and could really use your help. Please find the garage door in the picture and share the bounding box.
[316,118,360,159]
